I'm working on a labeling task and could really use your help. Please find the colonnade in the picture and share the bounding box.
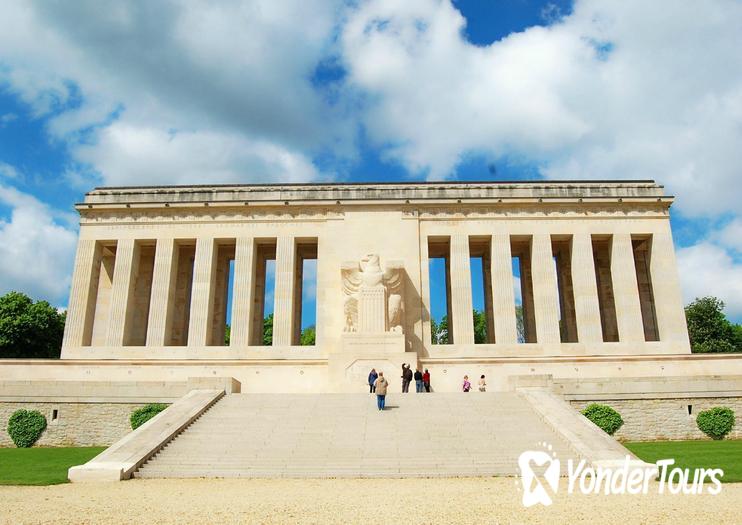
[428,231,688,347]
[61,228,688,351]
[62,236,311,349]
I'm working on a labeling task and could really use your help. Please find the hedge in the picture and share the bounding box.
[581,403,624,435]
[7,409,47,448]
[697,407,735,440]
[130,403,168,430]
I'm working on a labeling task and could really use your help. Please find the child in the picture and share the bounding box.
[462,375,471,393]
[478,374,487,392]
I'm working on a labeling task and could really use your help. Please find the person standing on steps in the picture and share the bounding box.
[374,371,389,410]
[423,369,431,392]
[478,374,487,392]
[462,375,471,393]
[368,368,378,393]
[414,368,424,393]
[401,363,413,393]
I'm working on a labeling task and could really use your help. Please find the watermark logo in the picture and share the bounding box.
[516,443,724,507]
[517,442,560,507]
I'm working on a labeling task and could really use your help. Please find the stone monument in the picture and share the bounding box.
[341,254,404,334]
[329,254,416,391]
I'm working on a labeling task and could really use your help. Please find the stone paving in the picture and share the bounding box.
[135,392,579,478]
[3,477,741,525]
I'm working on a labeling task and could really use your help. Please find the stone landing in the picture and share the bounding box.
[134,392,583,478]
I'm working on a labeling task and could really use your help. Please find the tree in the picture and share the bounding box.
[0,291,66,359]
[262,313,273,346]
[515,305,525,343]
[431,315,449,344]
[300,325,316,346]
[224,324,231,346]
[473,309,487,344]
[685,297,741,353]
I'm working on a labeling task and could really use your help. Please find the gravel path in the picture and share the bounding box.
[0,478,739,524]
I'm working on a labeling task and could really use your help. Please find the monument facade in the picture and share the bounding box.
[2,180,742,449]
[45,179,702,392]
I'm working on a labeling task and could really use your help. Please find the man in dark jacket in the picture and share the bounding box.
[368,368,378,393]
[414,368,424,392]
[401,364,413,393]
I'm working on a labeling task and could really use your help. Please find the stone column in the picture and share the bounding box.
[449,234,474,345]
[611,234,645,342]
[146,238,177,346]
[62,239,99,350]
[187,238,217,347]
[230,237,255,347]
[649,229,690,347]
[571,234,603,343]
[490,234,517,344]
[105,239,138,347]
[272,236,296,346]
[531,233,561,344]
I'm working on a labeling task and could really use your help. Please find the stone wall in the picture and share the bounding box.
[570,398,742,442]
[0,402,144,447]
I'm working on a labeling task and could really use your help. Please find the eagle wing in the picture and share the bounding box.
[341,261,363,296]
[383,260,405,296]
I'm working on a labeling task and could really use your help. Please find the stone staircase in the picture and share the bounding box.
[134,392,580,478]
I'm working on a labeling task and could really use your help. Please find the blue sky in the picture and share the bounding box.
[0,0,741,323]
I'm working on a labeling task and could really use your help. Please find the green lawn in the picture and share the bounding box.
[625,440,742,483]
[0,447,105,485]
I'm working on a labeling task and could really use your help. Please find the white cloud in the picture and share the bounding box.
[0,0,345,186]
[73,123,320,186]
[676,242,742,318]
[0,0,740,318]
[0,184,77,305]
[0,162,20,179]
[341,0,742,216]
[713,219,742,253]
[0,113,17,126]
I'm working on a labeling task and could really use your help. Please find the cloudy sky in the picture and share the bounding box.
[0,0,740,321]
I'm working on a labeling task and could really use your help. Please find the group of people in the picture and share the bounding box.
[367,365,432,411]
[367,367,488,411]
[461,374,487,392]
[401,363,432,393]
[368,366,431,394]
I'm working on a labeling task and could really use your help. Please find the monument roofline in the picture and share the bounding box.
[78,179,672,209]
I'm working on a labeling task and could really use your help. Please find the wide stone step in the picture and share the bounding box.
[134,392,581,479]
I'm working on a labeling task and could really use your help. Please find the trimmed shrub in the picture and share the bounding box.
[7,409,47,448]
[696,407,735,440]
[130,403,168,430]
[581,403,624,435]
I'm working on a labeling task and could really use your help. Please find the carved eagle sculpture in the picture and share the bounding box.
[341,254,404,333]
